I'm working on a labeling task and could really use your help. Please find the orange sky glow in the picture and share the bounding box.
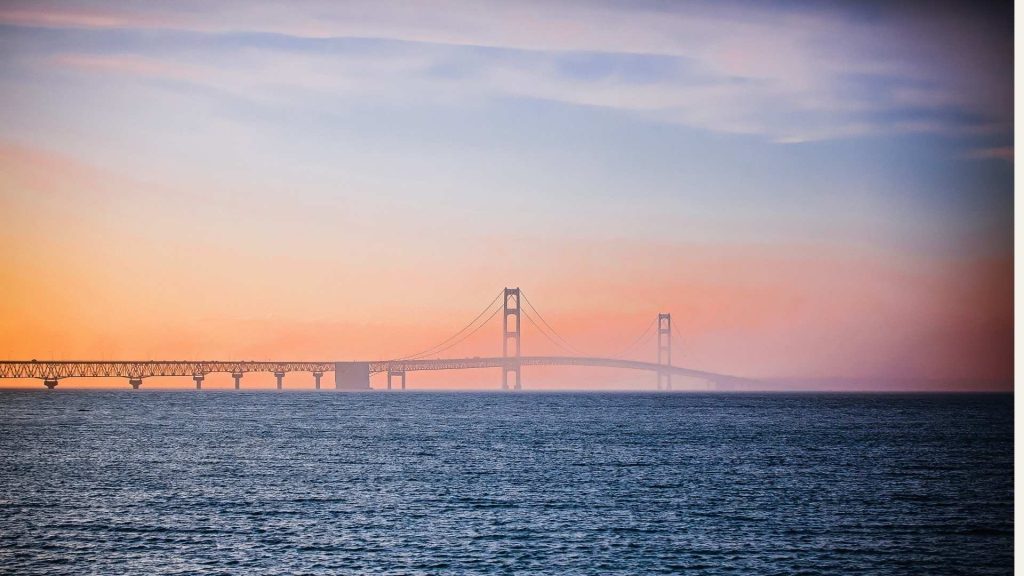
[0,144,1010,390]
[0,1,1012,391]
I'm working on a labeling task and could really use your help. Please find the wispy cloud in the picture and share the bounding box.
[50,53,207,82]
[0,6,177,29]
[1,0,1012,143]
[964,146,1013,162]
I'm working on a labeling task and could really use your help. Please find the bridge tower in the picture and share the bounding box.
[657,313,671,390]
[502,287,521,390]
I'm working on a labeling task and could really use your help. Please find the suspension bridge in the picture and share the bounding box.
[0,288,756,390]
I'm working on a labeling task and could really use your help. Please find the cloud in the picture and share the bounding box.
[964,146,1013,162]
[0,6,177,29]
[50,53,207,82]
[1,1,1012,143]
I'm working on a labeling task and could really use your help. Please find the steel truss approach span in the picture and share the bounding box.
[0,361,336,380]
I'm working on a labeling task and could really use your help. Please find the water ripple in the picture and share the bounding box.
[0,391,1011,575]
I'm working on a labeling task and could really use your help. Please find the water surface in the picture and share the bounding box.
[0,391,1012,574]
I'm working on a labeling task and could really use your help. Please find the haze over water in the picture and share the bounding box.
[0,390,1011,574]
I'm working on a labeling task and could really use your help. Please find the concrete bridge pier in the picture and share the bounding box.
[657,368,672,391]
[387,370,406,390]
[129,378,143,390]
[313,371,323,390]
[232,372,243,389]
[43,378,58,389]
[274,371,285,390]
[193,374,204,390]
[502,364,521,391]
[334,362,371,390]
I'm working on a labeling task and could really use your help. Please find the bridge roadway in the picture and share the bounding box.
[378,356,730,382]
[0,358,754,389]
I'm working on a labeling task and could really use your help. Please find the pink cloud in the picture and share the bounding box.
[965,146,1013,162]
[49,54,208,82]
[0,7,179,29]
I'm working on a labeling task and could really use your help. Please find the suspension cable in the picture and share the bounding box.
[520,307,579,355]
[519,291,587,355]
[394,289,503,360]
[407,305,504,359]
[670,321,684,356]
[611,316,658,359]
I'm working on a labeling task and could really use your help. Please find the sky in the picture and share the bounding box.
[0,0,1013,390]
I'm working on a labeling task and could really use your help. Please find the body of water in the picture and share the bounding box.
[0,391,1012,574]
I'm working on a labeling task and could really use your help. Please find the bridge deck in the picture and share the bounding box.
[373,356,727,380]
[0,357,746,383]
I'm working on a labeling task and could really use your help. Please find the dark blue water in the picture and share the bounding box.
[0,392,1012,574]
